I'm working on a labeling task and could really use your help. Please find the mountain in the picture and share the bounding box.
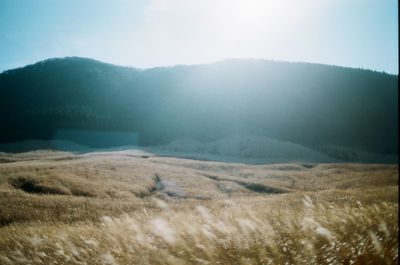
[0,57,397,156]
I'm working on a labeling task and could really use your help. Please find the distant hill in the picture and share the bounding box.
[0,57,397,155]
[157,135,338,164]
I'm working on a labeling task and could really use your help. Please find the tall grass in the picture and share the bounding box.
[0,196,397,264]
[0,151,397,264]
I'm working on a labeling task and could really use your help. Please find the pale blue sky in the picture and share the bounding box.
[0,0,398,73]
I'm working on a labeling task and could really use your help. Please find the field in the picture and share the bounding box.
[0,150,398,264]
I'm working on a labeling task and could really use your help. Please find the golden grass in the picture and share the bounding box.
[0,150,398,264]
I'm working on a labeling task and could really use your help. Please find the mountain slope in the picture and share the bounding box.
[0,57,397,155]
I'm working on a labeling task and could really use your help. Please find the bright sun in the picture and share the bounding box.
[213,0,311,41]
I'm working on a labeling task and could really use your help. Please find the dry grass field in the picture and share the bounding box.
[0,150,398,264]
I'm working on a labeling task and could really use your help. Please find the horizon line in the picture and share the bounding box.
[1,56,398,76]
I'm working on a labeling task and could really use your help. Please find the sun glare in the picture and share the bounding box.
[208,0,314,47]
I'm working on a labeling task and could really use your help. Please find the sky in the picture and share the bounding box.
[0,0,398,74]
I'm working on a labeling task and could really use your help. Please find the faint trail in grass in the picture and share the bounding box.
[202,174,287,194]
[151,174,187,199]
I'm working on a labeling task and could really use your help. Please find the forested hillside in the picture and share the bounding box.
[0,57,397,154]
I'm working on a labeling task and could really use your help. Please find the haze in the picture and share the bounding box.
[0,0,398,73]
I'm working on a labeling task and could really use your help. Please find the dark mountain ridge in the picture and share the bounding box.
[0,57,397,155]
